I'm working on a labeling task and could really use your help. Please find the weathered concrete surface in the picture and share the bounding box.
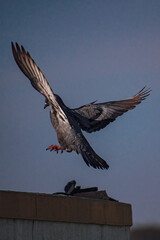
[0,190,132,239]
[0,190,132,226]
[0,219,130,240]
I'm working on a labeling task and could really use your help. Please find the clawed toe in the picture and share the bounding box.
[46,145,61,153]
[46,145,72,154]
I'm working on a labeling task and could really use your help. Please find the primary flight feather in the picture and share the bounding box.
[11,42,151,170]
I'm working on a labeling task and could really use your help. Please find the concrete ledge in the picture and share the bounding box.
[0,190,132,226]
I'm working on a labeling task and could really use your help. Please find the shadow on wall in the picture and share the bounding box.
[130,226,160,240]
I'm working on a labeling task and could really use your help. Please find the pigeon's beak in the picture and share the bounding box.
[44,102,49,109]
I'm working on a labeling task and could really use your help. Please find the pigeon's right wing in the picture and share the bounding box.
[72,87,151,133]
[11,42,55,99]
[12,42,68,122]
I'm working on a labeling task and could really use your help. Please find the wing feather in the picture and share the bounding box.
[12,42,53,98]
[11,42,68,122]
[72,87,151,133]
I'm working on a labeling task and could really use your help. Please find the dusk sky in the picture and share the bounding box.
[0,0,160,227]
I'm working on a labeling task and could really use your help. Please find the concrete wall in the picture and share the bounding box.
[0,219,130,240]
[0,190,132,240]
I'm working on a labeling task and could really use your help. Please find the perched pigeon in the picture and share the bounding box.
[64,180,76,195]
[11,42,151,170]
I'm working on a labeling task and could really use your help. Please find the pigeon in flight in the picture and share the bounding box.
[11,42,151,170]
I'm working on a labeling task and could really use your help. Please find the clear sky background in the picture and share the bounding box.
[0,0,160,227]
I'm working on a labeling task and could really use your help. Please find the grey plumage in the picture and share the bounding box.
[11,42,151,170]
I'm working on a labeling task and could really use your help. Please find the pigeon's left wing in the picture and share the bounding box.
[72,87,151,133]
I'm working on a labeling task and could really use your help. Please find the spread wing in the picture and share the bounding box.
[72,87,151,133]
[11,42,68,122]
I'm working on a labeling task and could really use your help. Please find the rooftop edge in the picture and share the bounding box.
[0,190,132,226]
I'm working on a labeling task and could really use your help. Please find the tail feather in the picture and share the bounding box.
[78,136,109,169]
[80,149,109,169]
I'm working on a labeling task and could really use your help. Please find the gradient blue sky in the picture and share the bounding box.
[0,0,160,226]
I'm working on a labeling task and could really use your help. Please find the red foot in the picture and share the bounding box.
[46,145,73,153]
[46,145,63,153]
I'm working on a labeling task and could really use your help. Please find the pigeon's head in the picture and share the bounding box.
[44,98,49,109]
[44,95,67,109]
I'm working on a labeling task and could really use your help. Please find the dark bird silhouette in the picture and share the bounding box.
[11,42,151,170]
[64,180,76,195]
